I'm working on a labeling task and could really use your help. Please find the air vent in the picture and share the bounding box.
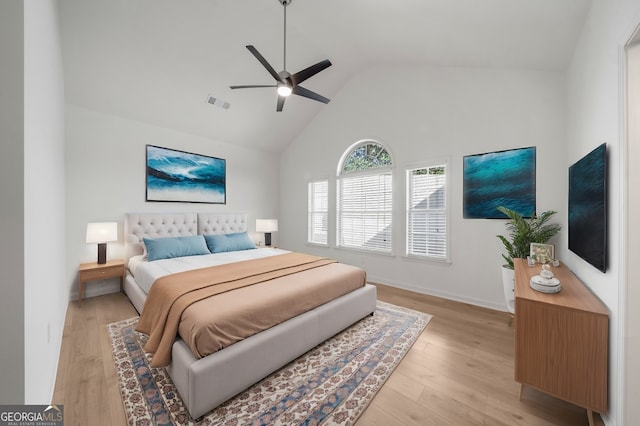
[206,95,230,110]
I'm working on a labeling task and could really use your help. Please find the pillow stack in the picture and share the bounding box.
[143,232,257,261]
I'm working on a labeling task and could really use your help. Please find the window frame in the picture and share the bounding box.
[307,178,329,246]
[404,158,450,263]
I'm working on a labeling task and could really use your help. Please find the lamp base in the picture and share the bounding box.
[264,233,272,246]
[97,243,107,264]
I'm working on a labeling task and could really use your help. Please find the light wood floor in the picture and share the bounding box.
[52,284,602,425]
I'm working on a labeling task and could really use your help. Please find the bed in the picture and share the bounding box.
[123,212,377,419]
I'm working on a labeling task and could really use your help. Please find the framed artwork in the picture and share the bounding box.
[463,146,536,219]
[530,243,554,264]
[145,145,226,204]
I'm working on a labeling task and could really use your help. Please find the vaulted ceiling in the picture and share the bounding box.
[58,0,592,153]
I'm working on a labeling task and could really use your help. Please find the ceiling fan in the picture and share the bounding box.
[230,0,332,112]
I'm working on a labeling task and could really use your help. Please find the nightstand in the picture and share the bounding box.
[78,259,125,307]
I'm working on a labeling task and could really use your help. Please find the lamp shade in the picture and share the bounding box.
[256,219,278,233]
[86,222,118,244]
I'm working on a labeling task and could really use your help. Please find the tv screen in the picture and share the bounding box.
[568,143,607,272]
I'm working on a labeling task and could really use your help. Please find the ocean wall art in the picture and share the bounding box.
[145,145,226,204]
[463,146,536,219]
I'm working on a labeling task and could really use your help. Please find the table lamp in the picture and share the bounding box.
[256,219,278,246]
[86,222,118,264]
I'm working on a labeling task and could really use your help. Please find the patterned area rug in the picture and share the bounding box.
[108,301,431,426]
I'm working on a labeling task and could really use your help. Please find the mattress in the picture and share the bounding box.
[128,247,289,294]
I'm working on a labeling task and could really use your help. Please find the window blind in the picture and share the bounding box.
[308,180,328,244]
[406,165,447,259]
[337,172,392,253]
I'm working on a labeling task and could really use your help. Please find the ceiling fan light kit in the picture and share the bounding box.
[229,0,332,111]
[277,84,293,97]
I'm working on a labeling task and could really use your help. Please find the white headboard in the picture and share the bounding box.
[197,213,248,235]
[124,212,248,260]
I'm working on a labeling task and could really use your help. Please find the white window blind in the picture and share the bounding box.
[406,164,447,259]
[308,180,328,245]
[337,172,392,253]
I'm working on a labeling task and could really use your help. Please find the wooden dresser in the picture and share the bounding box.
[513,258,608,425]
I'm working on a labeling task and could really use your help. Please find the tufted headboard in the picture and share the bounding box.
[124,212,248,260]
[197,213,248,236]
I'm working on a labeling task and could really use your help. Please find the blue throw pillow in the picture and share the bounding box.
[204,232,257,254]
[143,235,210,261]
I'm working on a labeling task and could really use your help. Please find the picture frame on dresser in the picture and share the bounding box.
[145,145,226,204]
[530,243,554,264]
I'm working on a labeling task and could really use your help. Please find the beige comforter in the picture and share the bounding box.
[136,252,366,367]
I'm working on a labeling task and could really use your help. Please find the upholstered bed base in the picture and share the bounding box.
[170,284,376,419]
[124,273,146,313]
[123,212,377,420]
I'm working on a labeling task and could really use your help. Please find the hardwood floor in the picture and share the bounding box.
[357,284,601,426]
[52,284,602,425]
[53,291,135,425]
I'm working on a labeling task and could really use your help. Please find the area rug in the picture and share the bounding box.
[108,301,431,426]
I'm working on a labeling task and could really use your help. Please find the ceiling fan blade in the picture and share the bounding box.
[246,45,284,83]
[276,96,286,112]
[292,85,330,104]
[229,85,277,89]
[290,59,332,86]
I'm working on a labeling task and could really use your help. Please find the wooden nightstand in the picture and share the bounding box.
[78,259,125,307]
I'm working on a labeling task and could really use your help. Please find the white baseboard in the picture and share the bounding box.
[367,274,508,313]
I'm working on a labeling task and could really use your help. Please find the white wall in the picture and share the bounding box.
[0,0,25,405]
[565,1,640,425]
[280,65,566,311]
[625,40,640,425]
[0,0,66,404]
[65,106,280,299]
[23,0,67,404]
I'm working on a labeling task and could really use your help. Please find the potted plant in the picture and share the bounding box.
[496,206,561,313]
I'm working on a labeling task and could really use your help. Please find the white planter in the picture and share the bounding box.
[501,266,515,314]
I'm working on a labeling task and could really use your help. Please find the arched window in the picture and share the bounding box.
[336,140,393,253]
[340,142,392,173]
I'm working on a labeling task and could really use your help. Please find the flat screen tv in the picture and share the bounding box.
[568,143,607,272]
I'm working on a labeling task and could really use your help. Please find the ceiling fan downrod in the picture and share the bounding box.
[280,0,291,71]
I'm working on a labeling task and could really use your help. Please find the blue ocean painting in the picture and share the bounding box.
[463,147,536,219]
[146,145,226,204]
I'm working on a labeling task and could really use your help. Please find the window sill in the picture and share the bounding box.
[335,246,395,257]
[402,254,451,265]
[306,242,329,248]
